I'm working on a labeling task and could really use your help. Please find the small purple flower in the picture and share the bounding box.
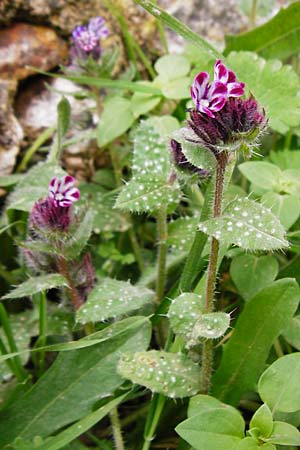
[214,60,245,98]
[191,72,227,118]
[71,17,109,61]
[48,175,80,208]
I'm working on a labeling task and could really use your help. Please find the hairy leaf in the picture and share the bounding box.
[2,274,68,300]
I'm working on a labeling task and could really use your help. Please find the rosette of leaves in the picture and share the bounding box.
[115,117,181,213]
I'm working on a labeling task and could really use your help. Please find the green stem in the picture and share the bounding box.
[109,407,126,450]
[0,335,18,378]
[156,207,168,302]
[0,303,28,381]
[57,257,84,310]
[201,154,227,394]
[142,394,166,450]
[250,0,258,29]
[38,291,47,373]
[17,127,55,173]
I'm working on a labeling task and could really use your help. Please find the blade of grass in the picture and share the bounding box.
[134,0,221,59]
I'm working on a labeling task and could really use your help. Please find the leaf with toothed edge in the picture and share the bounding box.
[115,119,181,213]
[118,350,201,398]
[167,216,199,252]
[2,274,68,300]
[198,198,288,251]
[190,312,231,341]
[76,278,155,324]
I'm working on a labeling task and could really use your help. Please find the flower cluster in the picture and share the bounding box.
[171,60,266,175]
[190,60,245,118]
[71,17,109,61]
[30,175,80,232]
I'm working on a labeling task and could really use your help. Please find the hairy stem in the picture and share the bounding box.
[109,407,126,450]
[57,257,84,310]
[201,154,227,394]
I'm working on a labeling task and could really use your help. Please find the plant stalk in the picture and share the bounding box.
[57,257,84,310]
[109,407,126,450]
[156,207,168,303]
[201,153,227,394]
[37,291,47,373]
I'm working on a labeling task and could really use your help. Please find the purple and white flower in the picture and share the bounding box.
[191,60,245,117]
[48,175,80,208]
[191,72,227,118]
[214,60,245,98]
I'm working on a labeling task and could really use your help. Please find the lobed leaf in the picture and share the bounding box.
[76,278,155,324]
[198,197,289,251]
[118,350,200,398]
[226,52,300,134]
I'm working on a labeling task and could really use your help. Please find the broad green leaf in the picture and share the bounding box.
[212,279,300,405]
[115,176,181,213]
[261,192,300,230]
[230,254,279,301]
[199,198,288,251]
[250,404,273,438]
[7,163,66,212]
[115,120,181,213]
[172,127,216,171]
[2,274,68,300]
[270,149,300,171]
[176,396,244,450]
[226,52,300,134]
[154,54,190,81]
[147,115,179,137]
[167,216,199,252]
[224,2,300,60]
[130,92,161,118]
[282,315,300,350]
[0,317,151,446]
[135,0,221,60]
[264,421,300,446]
[258,353,300,413]
[34,394,128,450]
[0,174,23,187]
[239,162,281,191]
[97,96,135,147]
[158,76,190,100]
[118,350,200,398]
[78,186,130,233]
[76,278,154,324]
[235,437,271,450]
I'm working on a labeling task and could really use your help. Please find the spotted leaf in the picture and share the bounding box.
[198,198,288,250]
[118,350,200,398]
[167,216,199,252]
[2,274,68,300]
[76,278,155,324]
[168,293,204,338]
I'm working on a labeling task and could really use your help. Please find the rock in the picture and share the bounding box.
[0,23,68,80]
[0,79,24,176]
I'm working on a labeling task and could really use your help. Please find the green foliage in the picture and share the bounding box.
[258,353,300,413]
[153,54,191,99]
[226,52,300,133]
[115,119,181,213]
[76,278,154,323]
[264,421,300,446]
[225,2,300,60]
[0,317,151,446]
[230,254,279,301]
[167,216,199,252]
[176,394,245,450]
[199,197,288,251]
[64,210,94,259]
[282,315,300,350]
[2,274,68,300]
[118,350,200,397]
[212,279,300,405]
[7,163,66,212]
[250,404,273,438]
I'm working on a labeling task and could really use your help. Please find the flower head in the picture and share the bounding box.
[71,16,109,61]
[48,175,80,208]
[191,60,245,117]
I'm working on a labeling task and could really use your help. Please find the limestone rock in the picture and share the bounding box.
[0,23,68,80]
